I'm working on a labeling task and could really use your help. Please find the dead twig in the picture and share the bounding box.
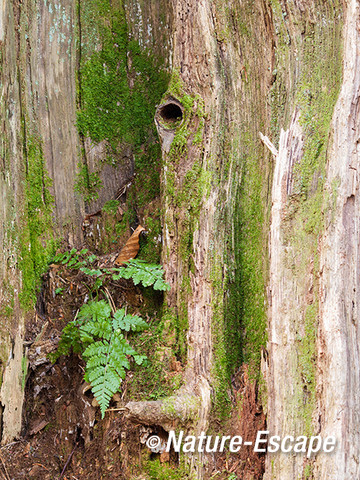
[0,440,22,449]
[33,463,49,471]
[105,407,128,412]
[103,287,116,314]
[59,443,77,480]
[0,453,10,480]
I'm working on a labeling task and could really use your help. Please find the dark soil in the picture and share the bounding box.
[1,259,157,480]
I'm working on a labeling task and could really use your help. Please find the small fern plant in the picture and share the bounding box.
[52,250,170,292]
[111,259,170,291]
[51,300,148,418]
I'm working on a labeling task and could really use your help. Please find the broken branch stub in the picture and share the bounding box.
[125,394,200,431]
[259,132,278,159]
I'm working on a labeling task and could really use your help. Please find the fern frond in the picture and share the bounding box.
[113,309,148,332]
[80,318,113,341]
[133,354,147,365]
[88,365,123,417]
[112,334,137,356]
[78,300,111,321]
[83,340,109,359]
[49,320,82,362]
[80,267,103,277]
[83,332,137,416]
[53,299,150,418]
[87,360,124,417]
[111,259,170,291]
[86,354,109,369]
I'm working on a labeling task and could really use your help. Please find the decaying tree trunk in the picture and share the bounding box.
[316,1,360,477]
[1,0,360,478]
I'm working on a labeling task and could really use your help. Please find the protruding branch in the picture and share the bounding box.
[259,132,278,159]
[125,394,200,431]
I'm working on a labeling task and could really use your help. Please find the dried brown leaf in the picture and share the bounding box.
[115,225,145,266]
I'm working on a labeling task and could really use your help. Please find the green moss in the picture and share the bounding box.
[211,132,268,418]
[209,251,231,419]
[77,0,169,208]
[161,395,200,423]
[21,356,28,391]
[113,209,135,239]
[77,2,165,146]
[145,458,191,480]
[133,143,162,210]
[166,73,206,165]
[236,139,268,370]
[0,281,15,318]
[127,302,182,401]
[138,211,162,264]
[297,303,317,436]
[102,199,120,214]
[19,136,57,309]
[127,345,182,402]
[210,95,271,420]
[74,161,102,203]
[166,70,196,111]
[303,464,314,480]
[176,277,191,363]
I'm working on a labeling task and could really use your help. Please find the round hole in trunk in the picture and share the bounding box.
[156,100,184,129]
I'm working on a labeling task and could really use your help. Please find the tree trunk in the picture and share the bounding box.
[0,0,359,478]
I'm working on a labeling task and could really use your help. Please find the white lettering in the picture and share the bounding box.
[229,436,243,453]
[254,431,269,453]
[219,436,231,452]
[323,436,336,453]
[268,435,280,453]
[281,435,294,453]
[307,436,322,458]
[166,430,183,453]
[205,435,220,453]
[183,435,196,453]
[294,436,307,453]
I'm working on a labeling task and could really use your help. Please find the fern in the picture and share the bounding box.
[113,309,148,332]
[52,249,97,271]
[78,300,111,322]
[52,250,170,291]
[51,251,170,417]
[49,319,83,362]
[112,259,170,291]
[53,300,148,417]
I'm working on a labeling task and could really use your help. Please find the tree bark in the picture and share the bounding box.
[1,0,360,479]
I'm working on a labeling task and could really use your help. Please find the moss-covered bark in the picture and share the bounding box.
[0,0,357,478]
[0,0,171,445]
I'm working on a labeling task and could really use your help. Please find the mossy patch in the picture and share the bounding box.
[77,0,169,209]
[145,458,191,480]
[235,137,268,369]
[161,71,209,361]
[18,136,56,310]
[126,318,183,402]
[74,161,102,203]
[0,280,15,318]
